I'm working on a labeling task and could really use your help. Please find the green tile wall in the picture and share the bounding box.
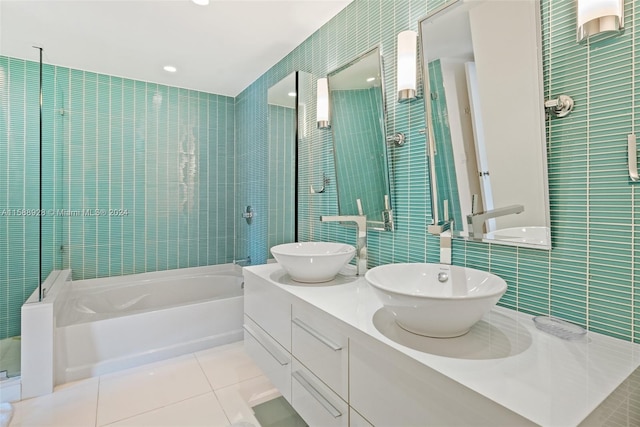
[0,57,42,339]
[58,71,236,281]
[0,56,235,339]
[237,0,640,343]
[267,104,295,254]
[331,87,388,217]
[235,80,269,265]
[428,59,463,230]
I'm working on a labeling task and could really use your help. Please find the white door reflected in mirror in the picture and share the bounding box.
[421,0,551,249]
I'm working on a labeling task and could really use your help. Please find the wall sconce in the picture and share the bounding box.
[397,30,418,103]
[577,0,623,43]
[316,78,330,129]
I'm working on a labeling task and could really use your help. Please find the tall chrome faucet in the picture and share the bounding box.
[320,215,367,276]
[467,204,525,238]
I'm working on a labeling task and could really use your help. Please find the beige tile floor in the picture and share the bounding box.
[9,341,280,427]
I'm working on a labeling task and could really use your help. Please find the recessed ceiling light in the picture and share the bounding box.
[288,92,297,97]
[192,0,209,5]
[163,65,177,73]
[366,77,376,82]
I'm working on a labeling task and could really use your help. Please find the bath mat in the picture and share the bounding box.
[252,396,307,427]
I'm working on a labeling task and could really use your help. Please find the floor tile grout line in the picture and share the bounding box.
[211,388,233,426]
[95,352,211,427]
[21,344,262,427]
[193,350,218,393]
[97,390,215,427]
[193,344,268,425]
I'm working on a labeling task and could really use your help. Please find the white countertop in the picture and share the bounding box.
[245,263,640,427]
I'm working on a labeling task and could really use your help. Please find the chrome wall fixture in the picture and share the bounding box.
[310,172,330,194]
[233,256,251,266]
[316,78,330,129]
[397,30,418,103]
[242,206,254,224]
[577,0,624,43]
[544,94,574,118]
[386,132,406,146]
[628,134,639,182]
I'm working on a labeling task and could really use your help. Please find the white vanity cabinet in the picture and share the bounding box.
[291,303,349,401]
[291,359,349,426]
[243,270,293,402]
[243,270,291,351]
[244,268,351,426]
[243,315,291,402]
[349,337,535,427]
[243,264,640,427]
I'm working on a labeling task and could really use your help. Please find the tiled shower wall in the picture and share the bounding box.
[57,67,236,280]
[0,56,235,339]
[0,57,41,339]
[267,104,295,255]
[236,0,639,343]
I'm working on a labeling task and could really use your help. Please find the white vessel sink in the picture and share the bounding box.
[485,226,549,246]
[270,242,355,283]
[365,263,507,338]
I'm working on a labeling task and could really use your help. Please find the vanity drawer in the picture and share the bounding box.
[244,272,291,351]
[291,304,349,400]
[243,315,291,403]
[291,359,348,427]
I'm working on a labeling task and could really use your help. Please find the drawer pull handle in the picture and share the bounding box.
[292,318,342,351]
[292,371,342,418]
[243,324,289,366]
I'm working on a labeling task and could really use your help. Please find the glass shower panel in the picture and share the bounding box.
[0,54,64,380]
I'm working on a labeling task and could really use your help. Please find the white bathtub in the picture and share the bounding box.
[54,265,244,385]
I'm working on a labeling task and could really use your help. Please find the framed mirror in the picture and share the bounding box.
[420,0,551,249]
[328,47,394,231]
[267,72,297,258]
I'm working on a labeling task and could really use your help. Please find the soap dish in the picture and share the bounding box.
[533,316,587,340]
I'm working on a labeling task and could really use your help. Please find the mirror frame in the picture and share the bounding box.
[420,0,551,250]
[327,45,394,231]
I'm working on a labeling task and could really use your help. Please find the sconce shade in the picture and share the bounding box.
[577,0,623,43]
[397,30,418,102]
[317,78,330,129]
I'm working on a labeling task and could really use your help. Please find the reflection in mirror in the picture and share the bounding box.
[420,0,551,249]
[267,72,297,258]
[328,47,394,231]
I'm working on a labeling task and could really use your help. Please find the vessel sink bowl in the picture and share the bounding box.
[365,263,507,338]
[270,242,356,283]
[485,226,550,246]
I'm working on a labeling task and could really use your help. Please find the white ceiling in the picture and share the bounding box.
[0,0,352,97]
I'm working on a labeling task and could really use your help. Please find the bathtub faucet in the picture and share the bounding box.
[467,204,524,238]
[319,215,367,276]
[233,256,251,266]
